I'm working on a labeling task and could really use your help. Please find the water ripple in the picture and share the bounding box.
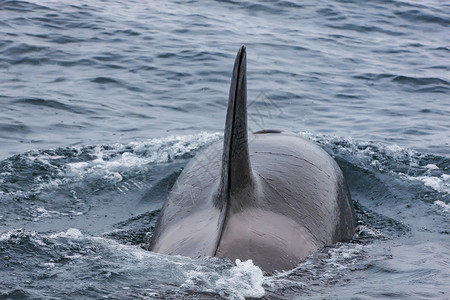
[15,98,93,115]
[1,0,51,12]
[395,9,450,26]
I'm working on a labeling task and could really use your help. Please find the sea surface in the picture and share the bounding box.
[1,0,449,299]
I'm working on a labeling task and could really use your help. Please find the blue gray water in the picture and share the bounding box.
[1,0,449,299]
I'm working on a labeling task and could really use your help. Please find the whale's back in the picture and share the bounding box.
[149,46,356,272]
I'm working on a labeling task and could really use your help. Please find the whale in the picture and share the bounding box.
[149,46,356,273]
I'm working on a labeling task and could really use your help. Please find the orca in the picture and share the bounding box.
[149,46,356,273]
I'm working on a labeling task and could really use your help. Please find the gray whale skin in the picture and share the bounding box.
[149,46,357,273]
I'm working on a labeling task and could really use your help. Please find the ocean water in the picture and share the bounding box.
[0,0,449,299]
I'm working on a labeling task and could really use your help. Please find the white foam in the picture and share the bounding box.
[0,132,222,201]
[70,238,264,299]
[406,174,450,194]
[299,131,419,170]
[327,244,363,265]
[434,200,450,213]
[49,228,84,239]
[217,259,265,299]
[0,229,46,246]
[355,225,384,238]
[65,132,221,181]
[42,262,56,268]
[30,206,67,221]
[0,229,21,241]
[301,132,450,198]
[425,164,439,170]
[1,226,264,299]
[56,234,264,299]
[180,259,265,300]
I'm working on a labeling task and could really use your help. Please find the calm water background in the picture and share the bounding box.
[1,0,449,299]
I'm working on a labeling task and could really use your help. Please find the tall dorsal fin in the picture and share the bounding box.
[216,45,254,210]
